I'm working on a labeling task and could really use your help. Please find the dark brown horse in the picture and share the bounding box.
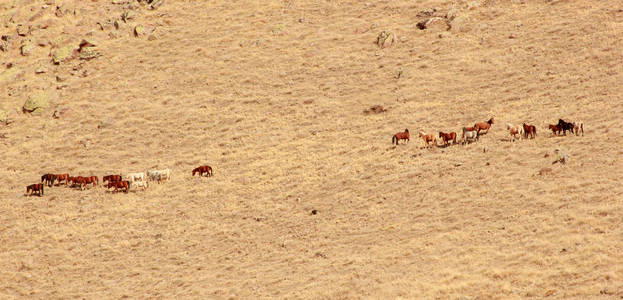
[548,124,562,136]
[41,173,56,187]
[438,131,457,146]
[26,183,44,196]
[392,129,410,145]
[192,165,213,177]
[107,180,129,193]
[103,175,122,184]
[474,117,494,135]
[558,119,575,136]
[54,174,70,186]
[523,123,537,139]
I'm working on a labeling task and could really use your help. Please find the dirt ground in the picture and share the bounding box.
[1,0,622,298]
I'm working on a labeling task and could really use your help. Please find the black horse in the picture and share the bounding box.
[41,173,56,187]
[558,119,575,136]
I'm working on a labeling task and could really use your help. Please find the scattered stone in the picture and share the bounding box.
[149,0,166,10]
[23,91,55,114]
[363,105,387,115]
[121,10,136,22]
[16,24,29,36]
[450,15,471,32]
[51,43,78,64]
[311,209,318,215]
[35,66,47,74]
[147,34,158,41]
[56,75,66,82]
[0,106,8,124]
[20,41,34,56]
[483,146,488,153]
[134,24,145,37]
[553,148,570,165]
[112,0,129,4]
[446,8,459,21]
[376,31,395,48]
[0,35,12,52]
[272,24,286,35]
[538,167,552,176]
[98,117,115,129]
[417,8,438,18]
[79,38,98,48]
[302,99,313,104]
[509,33,516,39]
[467,1,480,10]
[418,17,450,32]
[52,105,72,119]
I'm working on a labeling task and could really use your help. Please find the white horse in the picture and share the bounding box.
[506,123,523,142]
[126,172,145,182]
[461,127,478,145]
[130,180,149,191]
[147,169,170,183]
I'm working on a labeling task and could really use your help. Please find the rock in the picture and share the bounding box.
[35,65,47,74]
[79,47,100,60]
[0,35,12,52]
[56,75,66,82]
[23,91,55,114]
[149,0,166,10]
[438,32,451,38]
[134,24,145,37]
[147,34,158,41]
[121,10,135,22]
[553,148,570,165]
[363,105,387,115]
[98,117,115,129]
[79,38,97,48]
[20,41,34,56]
[537,167,552,176]
[467,1,480,10]
[509,33,516,39]
[51,43,78,64]
[419,17,450,32]
[16,24,29,36]
[376,31,395,48]
[52,105,72,119]
[450,15,471,32]
[0,106,8,124]
[112,0,129,4]
[446,8,459,21]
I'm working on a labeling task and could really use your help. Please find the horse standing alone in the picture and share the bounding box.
[26,183,44,196]
[192,165,213,177]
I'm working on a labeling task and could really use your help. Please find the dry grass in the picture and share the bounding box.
[1,0,623,298]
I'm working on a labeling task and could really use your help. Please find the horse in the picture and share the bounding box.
[54,173,70,186]
[557,119,575,136]
[130,180,148,191]
[419,132,436,148]
[392,129,410,145]
[192,165,213,177]
[461,127,479,145]
[147,169,170,183]
[506,123,523,142]
[548,124,562,136]
[523,123,537,139]
[573,121,584,136]
[438,131,457,146]
[107,180,129,193]
[126,172,145,182]
[41,173,56,187]
[26,183,44,196]
[474,117,494,135]
[103,175,122,184]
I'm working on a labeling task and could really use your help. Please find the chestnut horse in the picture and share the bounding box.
[103,175,122,184]
[192,165,213,177]
[574,121,584,136]
[26,183,44,196]
[548,124,562,136]
[506,123,523,142]
[557,119,575,136]
[419,132,436,148]
[392,129,410,145]
[41,174,56,187]
[54,173,70,186]
[474,117,494,135]
[438,131,456,146]
[107,180,129,193]
[523,123,537,139]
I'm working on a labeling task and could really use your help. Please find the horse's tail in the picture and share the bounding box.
[41,175,45,183]
[392,135,397,145]
[41,184,44,196]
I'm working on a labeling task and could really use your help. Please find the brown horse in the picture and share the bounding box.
[54,174,70,186]
[26,183,44,196]
[438,131,457,146]
[548,124,562,136]
[523,123,537,139]
[392,129,410,145]
[41,173,56,187]
[192,165,213,177]
[419,132,436,148]
[474,117,494,135]
[107,180,129,193]
[103,175,122,184]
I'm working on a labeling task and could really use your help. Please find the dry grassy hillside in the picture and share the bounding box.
[1,0,622,298]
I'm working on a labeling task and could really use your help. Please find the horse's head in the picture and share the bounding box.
[404,129,409,133]
[489,118,495,124]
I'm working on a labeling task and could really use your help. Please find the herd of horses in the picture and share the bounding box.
[25,165,214,196]
[392,118,584,147]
